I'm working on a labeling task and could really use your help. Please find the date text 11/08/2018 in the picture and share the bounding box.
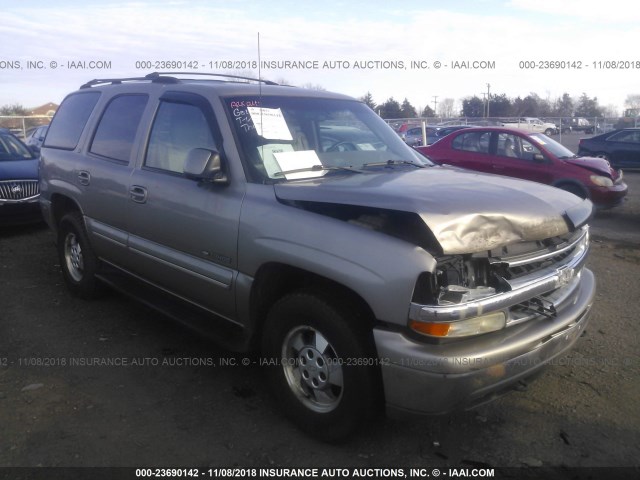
[519,60,640,69]
[135,467,496,478]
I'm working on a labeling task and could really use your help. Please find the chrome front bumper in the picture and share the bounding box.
[374,267,595,415]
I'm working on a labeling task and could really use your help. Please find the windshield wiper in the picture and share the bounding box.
[273,164,363,177]
[362,159,426,169]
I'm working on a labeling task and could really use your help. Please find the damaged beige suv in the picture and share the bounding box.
[39,73,595,440]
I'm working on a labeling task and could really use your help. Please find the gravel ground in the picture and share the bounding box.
[0,172,639,471]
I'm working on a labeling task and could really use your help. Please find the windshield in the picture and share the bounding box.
[529,133,576,158]
[224,95,430,182]
[0,133,34,161]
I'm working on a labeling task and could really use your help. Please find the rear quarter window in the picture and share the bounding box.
[44,92,101,150]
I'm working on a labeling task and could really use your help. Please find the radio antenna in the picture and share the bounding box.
[258,32,264,153]
[258,32,262,86]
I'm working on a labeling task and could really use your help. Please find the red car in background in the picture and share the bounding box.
[416,127,627,208]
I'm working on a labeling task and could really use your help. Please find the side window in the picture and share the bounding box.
[452,132,491,153]
[497,133,541,161]
[608,130,637,143]
[44,92,101,150]
[90,95,148,162]
[145,102,216,173]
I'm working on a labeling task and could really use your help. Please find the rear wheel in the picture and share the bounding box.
[261,291,380,441]
[57,212,102,298]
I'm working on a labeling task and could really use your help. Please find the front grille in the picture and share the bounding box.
[501,227,589,326]
[0,180,39,202]
[506,247,575,279]
[498,227,588,281]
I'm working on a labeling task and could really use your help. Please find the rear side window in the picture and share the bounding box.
[44,92,101,150]
[90,95,148,162]
[452,131,491,153]
[607,130,640,143]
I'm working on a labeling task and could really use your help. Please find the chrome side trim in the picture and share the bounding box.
[128,235,234,289]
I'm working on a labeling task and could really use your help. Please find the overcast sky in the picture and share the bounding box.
[1,0,638,114]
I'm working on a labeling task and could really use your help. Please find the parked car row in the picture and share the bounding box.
[399,124,471,146]
[415,127,628,208]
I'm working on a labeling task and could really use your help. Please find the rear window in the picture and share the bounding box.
[44,92,101,150]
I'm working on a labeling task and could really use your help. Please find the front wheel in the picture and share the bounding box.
[57,212,103,298]
[544,128,555,136]
[559,183,587,199]
[261,292,381,441]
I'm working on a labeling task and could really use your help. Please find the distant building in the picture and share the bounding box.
[0,102,58,134]
[30,102,58,119]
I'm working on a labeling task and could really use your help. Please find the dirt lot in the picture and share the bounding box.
[1,173,639,471]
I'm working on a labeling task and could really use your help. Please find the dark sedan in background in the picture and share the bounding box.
[0,128,41,224]
[416,127,627,208]
[24,124,49,155]
[402,124,471,147]
[578,128,640,168]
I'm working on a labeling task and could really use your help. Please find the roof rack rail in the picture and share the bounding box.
[150,71,279,85]
[80,72,278,89]
[79,74,179,89]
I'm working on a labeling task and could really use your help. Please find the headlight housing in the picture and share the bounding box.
[590,175,613,187]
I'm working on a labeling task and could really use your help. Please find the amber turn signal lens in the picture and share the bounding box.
[409,320,451,337]
[409,312,506,338]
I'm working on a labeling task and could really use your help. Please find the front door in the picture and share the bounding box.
[127,92,244,320]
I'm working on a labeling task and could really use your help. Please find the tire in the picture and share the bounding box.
[57,212,103,299]
[544,128,554,136]
[594,152,610,162]
[261,291,380,442]
[559,183,587,199]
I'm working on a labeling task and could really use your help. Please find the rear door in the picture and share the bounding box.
[446,130,493,172]
[78,94,149,267]
[126,91,244,320]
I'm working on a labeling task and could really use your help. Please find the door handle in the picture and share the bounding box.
[77,170,91,186]
[129,185,148,203]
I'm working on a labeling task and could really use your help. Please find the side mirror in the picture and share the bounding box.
[533,153,546,163]
[184,148,229,184]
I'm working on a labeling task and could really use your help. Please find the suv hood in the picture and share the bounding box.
[274,167,593,254]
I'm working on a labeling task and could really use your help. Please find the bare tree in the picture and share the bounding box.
[603,104,619,118]
[624,94,640,110]
[438,98,455,118]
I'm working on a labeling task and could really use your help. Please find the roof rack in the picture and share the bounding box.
[80,72,279,89]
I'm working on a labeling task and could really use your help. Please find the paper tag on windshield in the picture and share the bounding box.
[257,144,295,178]
[273,150,325,180]
[248,107,293,140]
